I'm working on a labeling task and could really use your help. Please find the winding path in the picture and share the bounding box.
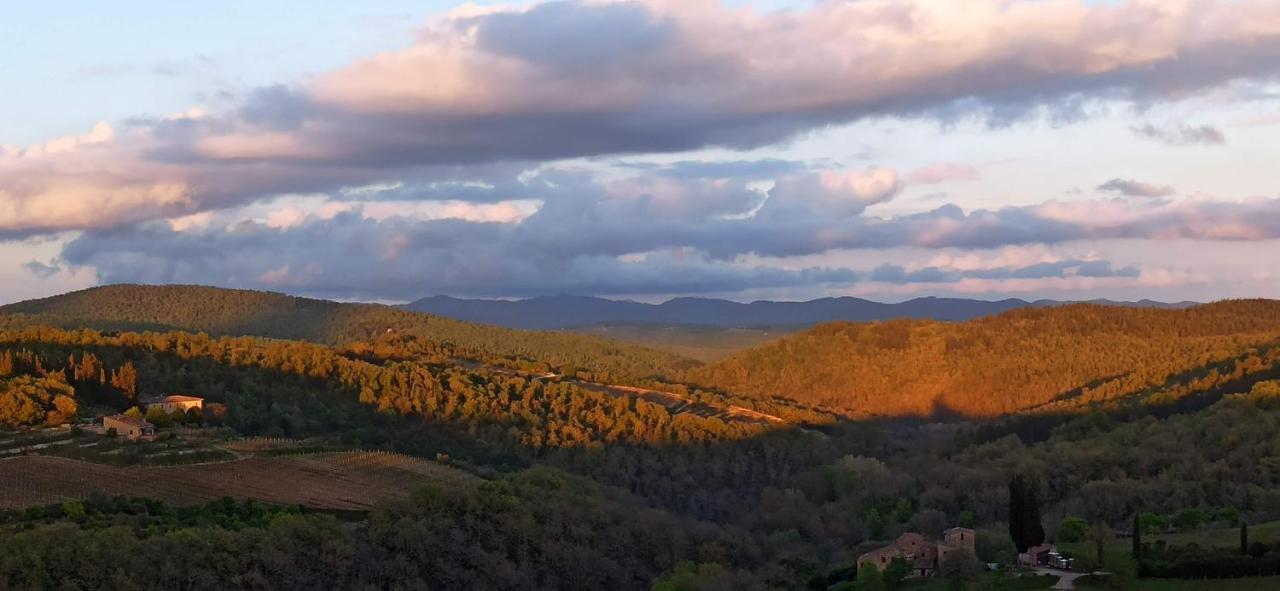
[1034,567,1084,590]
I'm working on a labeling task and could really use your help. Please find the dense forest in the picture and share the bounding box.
[4,288,1280,589]
[686,300,1280,417]
[0,285,698,382]
[0,326,763,464]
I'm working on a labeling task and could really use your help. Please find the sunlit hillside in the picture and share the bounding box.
[686,300,1280,417]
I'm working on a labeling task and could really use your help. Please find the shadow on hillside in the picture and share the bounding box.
[5,327,1279,525]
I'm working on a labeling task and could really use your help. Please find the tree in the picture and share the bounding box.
[110,362,137,400]
[941,549,983,588]
[865,508,886,540]
[1008,475,1045,553]
[908,509,947,538]
[854,563,886,591]
[145,406,172,427]
[1089,522,1112,567]
[893,498,913,523]
[1242,522,1250,555]
[958,510,975,529]
[1131,514,1141,560]
[1100,555,1137,590]
[0,375,77,427]
[882,557,910,589]
[1172,508,1209,532]
[60,500,86,522]
[650,562,747,591]
[52,395,77,419]
[1219,506,1240,526]
[1059,517,1089,543]
[1249,380,1280,407]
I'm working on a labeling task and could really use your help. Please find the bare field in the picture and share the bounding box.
[0,451,477,511]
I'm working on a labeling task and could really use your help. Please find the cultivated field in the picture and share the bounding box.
[0,451,477,511]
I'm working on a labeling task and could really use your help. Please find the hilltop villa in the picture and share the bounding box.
[857,527,976,578]
[141,395,204,414]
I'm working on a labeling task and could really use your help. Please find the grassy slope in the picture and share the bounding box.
[686,300,1280,417]
[0,284,698,379]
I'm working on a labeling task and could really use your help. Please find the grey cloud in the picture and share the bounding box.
[1097,178,1177,198]
[868,259,1138,285]
[238,85,312,130]
[51,164,1280,299]
[22,260,61,279]
[58,213,859,300]
[58,211,1141,301]
[472,1,675,72]
[615,159,805,180]
[1130,123,1227,146]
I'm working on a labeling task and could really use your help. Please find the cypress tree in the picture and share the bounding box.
[1009,475,1045,554]
[1026,485,1045,549]
[1242,522,1249,555]
[1132,513,1142,559]
[1009,475,1027,552]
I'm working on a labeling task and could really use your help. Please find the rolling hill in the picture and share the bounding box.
[0,285,698,379]
[684,300,1280,418]
[405,294,1194,330]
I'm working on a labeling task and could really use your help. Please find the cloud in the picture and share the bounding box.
[868,258,1138,285]
[58,209,1147,301]
[51,160,1280,299]
[8,0,1280,301]
[1130,123,1227,146]
[22,260,61,279]
[760,168,901,220]
[1097,178,1176,198]
[906,163,981,185]
[7,0,1280,240]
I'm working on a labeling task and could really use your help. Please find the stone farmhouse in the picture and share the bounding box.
[857,527,976,578]
[103,414,156,441]
[141,395,204,414]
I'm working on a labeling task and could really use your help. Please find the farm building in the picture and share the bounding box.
[1019,543,1056,567]
[857,527,976,578]
[141,395,204,414]
[103,415,155,440]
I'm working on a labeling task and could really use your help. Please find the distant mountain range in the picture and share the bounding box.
[404,294,1197,330]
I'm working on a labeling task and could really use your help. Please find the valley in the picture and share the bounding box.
[2,285,1279,590]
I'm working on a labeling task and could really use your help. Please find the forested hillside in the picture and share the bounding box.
[0,326,763,461]
[0,285,697,381]
[686,300,1280,417]
[4,314,1280,588]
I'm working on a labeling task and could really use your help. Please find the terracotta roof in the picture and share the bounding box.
[104,414,154,429]
[142,395,204,404]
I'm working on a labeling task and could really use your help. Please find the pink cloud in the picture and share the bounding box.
[906,163,982,185]
[5,0,1280,244]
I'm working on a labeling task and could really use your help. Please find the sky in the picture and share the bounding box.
[3,0,1280,304]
